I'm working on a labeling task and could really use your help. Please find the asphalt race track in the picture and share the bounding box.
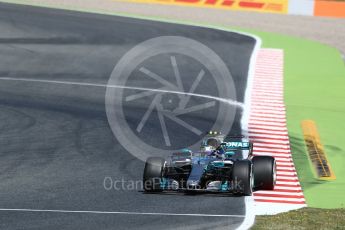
[0,3,256,229]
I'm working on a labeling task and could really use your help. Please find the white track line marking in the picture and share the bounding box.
[237,31,262,230]
[0,208,245,217]
[0,77,243,108]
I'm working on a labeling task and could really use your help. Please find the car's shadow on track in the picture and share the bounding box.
[140,190,244,198]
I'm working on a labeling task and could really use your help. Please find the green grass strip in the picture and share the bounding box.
[252,207,345,229]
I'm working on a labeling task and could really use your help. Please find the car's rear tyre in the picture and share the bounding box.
[252,156,276,190]
[143,157,166,192]
[232,160,253,196]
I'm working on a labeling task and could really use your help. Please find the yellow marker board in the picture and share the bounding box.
[301,120,336,180]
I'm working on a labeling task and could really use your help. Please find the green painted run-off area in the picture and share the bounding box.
[254,31,345,209]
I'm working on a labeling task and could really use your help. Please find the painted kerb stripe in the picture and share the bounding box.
[250,49,306,214]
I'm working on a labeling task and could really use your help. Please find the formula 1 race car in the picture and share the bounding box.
[143,132,276,195]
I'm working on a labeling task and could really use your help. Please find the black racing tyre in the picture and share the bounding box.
[232,160,253,196]
[252,156,276,190]
[143,157,166,192]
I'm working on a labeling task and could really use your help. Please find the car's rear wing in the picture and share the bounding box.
[221,141,253,151]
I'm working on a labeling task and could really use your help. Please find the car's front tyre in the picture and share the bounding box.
[232,160,253,196]
[252,156,276,190]
[143,157,166,192]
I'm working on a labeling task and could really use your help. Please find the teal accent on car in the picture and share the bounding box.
[212,161,224,167]
[225,141,250,150]
[160,178,168,189]
[221,181,228,191]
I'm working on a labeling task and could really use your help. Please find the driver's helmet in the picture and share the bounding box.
[206,138,220,148]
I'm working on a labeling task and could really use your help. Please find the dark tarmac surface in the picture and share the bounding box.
[0,3,256,229]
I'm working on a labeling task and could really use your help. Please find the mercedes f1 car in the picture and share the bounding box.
[143,132,276,195]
